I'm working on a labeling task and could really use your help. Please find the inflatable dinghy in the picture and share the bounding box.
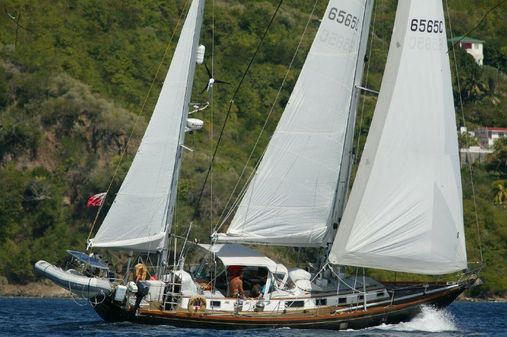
[35,260,112,298]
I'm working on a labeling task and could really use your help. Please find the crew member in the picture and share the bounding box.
[228,266,245,298]
[133,262,148,310]
[134,262,148,281]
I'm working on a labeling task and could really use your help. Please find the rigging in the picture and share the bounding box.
[86,0,193,245]
[214,0,322,233]
[194,0,285,216]
[444,0,488,267]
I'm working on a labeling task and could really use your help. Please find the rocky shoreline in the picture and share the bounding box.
[0,281,72,298]
[1,281,506,302]
[457,293,507,302]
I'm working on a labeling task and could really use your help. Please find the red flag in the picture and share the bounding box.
[87,192,107,207]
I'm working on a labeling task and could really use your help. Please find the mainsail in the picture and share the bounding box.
[89,0,205,252]
[329,0,467,274]
[217,0,372,246]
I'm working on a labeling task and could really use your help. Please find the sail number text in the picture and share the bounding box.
[410,19,444,33]
[328,8,359,31]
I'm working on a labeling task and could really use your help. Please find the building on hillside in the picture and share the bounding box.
[448,35,484,66]
[476,127,507,148]
[460,146,493,164]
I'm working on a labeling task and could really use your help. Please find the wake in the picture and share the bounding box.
[375,306,457,332]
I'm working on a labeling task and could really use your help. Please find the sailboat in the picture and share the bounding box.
[35,0,480,330]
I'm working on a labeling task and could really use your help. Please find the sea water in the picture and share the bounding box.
[0,298,505,337]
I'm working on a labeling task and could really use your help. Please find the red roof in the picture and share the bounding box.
[486,127,507,132]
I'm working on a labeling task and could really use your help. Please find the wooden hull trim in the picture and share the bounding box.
[91,276,476,329]
[129,282,465,330]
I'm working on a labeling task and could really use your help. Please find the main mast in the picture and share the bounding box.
[216,0,374,247]
[327,0,374,245]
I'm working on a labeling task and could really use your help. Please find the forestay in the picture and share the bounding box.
[329,0,467,274]
[89,0,204,252]
[216,0,370,247]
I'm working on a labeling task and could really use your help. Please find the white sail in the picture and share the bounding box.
[216,0,371,246]
[329,0,467,274]
[89,0,205,252]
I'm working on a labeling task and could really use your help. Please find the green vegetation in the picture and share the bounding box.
[0,0,505,297]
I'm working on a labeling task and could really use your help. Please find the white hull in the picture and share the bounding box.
[35,260,112,298]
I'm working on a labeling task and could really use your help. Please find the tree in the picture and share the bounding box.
[452,47,485,103]
[488,137,507,174]
[493,180,507,205]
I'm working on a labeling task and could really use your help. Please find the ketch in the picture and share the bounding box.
[36,0,480,330]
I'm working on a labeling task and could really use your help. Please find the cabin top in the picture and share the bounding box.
[198,244,288,275]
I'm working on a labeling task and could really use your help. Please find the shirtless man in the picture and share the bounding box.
[228,267,244,298]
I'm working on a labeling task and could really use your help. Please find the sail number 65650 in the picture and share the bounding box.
[328,8,359,31]
[410,19,444,33]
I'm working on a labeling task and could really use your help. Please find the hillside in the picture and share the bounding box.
[0,0,506,296]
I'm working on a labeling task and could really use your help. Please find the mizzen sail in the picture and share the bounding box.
[329,0,467,274]
[89,0,205,252]
[217,0,372,246]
